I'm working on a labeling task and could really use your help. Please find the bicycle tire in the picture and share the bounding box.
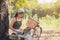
[32,26,42,40]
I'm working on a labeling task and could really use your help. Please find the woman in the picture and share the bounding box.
[9,8,31,40]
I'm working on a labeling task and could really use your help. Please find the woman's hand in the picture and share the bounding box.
[19,29,24,32]
[16,29,24,33]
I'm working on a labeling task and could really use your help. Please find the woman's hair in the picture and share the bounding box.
[14,13,18,17]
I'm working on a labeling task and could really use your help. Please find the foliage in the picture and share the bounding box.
[39,15,60,29]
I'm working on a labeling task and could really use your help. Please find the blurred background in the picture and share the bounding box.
[8,0,60,29]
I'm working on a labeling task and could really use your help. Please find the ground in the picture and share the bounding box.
[32,29,60,40]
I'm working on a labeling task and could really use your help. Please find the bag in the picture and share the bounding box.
[26,18,39,29]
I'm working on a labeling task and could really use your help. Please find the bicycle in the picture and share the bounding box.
[22,18,42,40]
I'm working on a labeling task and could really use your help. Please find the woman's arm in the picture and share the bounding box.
[9,18,19,32]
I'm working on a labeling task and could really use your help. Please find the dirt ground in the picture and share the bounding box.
[32,29,60,40]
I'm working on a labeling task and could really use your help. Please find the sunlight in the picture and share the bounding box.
[38,0,57,4]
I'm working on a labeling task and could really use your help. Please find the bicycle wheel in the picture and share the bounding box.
[32,26,42,40]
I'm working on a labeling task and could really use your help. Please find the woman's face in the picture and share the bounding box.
[17,12,24,18]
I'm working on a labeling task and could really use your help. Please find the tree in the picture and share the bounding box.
[0,0,9,36]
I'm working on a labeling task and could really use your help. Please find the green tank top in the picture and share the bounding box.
[13,20,22,29]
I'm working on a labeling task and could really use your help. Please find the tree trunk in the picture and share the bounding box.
[0,0,9,35]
